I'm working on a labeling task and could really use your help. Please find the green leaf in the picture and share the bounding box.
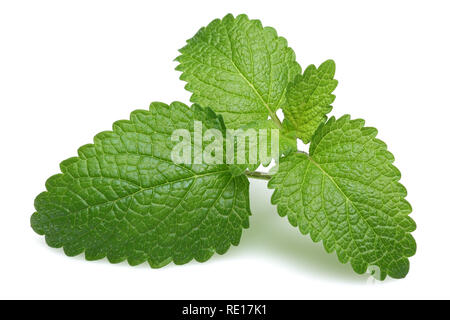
[283,60,338,143]
[268,115,416,279]
[241,119,297,166]
[31,102,251,267]
[176,13,301,130]
[222,119,297,175]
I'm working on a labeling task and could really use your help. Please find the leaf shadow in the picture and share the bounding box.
[230,179,371,283]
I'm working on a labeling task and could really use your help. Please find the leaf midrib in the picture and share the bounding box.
[307,155,391,266]
[47,169,232,219]
[194,36,282,128]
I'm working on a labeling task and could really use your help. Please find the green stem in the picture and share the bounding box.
[245,170,272,181]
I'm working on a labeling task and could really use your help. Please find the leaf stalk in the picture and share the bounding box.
[244,170,272,181]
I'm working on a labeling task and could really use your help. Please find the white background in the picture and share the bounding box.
[1,0,449,299]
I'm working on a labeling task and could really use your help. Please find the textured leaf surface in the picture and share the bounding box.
[229,120,297,175]
[176,14,301,129]
[242,120,297,162]
[283,60,338,143]
[269,115,416,279]
[31,102,251,267]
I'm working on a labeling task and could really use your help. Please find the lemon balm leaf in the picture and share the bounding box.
[176,14,301,130]
[283,60,338,143]
[31,102,251,267]
[269,115,416,279]
[30,15,417,279]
